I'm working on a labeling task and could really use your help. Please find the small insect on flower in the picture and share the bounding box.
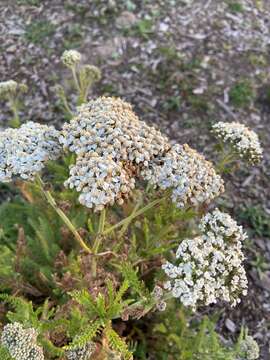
[212,121,263,164]
[1,322,44,360]
[0,122,61,182]
[61,49,82,68]
[162,209,248,309]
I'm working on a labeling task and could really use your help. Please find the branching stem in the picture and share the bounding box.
[36,175,92,254]
[103,195,167,236]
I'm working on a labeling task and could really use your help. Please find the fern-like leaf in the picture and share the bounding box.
[64,319,103,350]
[69,289,98,317]
[105,325,133,360]
[121,263,150,299]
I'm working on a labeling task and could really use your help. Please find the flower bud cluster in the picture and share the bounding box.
[61,50,82,68]
[0,122,61,182]
[0,80,27,99]
[212,121,263,164]
[239,335,260,360]
[65,153,135,211]
[65,341,96,360]
[162,209,248,309]
[142,144,224,208]
[60,97,170,210]
[1,322,44,360]
[80,65,101,84]
[152,285,167,311]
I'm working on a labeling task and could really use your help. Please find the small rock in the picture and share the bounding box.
[193,87,205,95]
[6,45,17,53]
[225,318,236,333]
[159,22,169,32]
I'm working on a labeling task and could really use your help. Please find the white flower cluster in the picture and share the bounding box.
[162,209,248,309]
[65,153,135,210]
[239,335,260,360]
[212,122,263,164]
[142,144,224,208]
[60,97,169,164]
[60,96,170,210]
[0,122,61,182]
[1,322,44,360]
[65,341,96,360]
[61,50,82,68]
[0,80,27,99]
[0,80,18,96]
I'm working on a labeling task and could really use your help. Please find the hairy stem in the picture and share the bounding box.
[36,175,92,254]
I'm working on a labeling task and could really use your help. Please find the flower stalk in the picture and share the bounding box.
[36,175,92,254]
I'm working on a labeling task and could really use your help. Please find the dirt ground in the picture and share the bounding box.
[0,0,270,358]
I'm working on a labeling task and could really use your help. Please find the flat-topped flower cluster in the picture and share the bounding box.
[60,97,224,210]
[142,144,224,208]
[0,122,61,182]
[212,121,263,164]
[59,97,171,210]
[65,152,135,210]
[162,208,248,309]
[1,322,44,360]
[0,97,263,212]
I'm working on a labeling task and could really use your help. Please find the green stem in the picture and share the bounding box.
[103,196,166,236]
[36,175,92,254]
[61,92,73,117]
[71,66,81,96]
[118,194,143,238]
[92,209,106,253]
[92,209,106,277]
[81,81,93,104]
[216,150,236,173]
[8,95,20,127]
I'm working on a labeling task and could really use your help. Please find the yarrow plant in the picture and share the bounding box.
[58,49,101,109]
[162,209,248,309]
[0,80,28,127]
[0,49,264,359]
[0,122,61,182]
[1,322,44,360]
[61,50,82,68]
[142,144,224,208]
[238,334,260,360]
[212,121,263,165]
